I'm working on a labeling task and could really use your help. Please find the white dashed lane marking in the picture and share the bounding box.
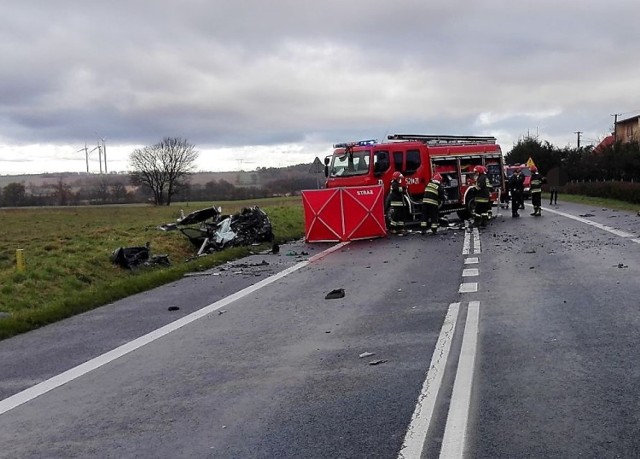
[459,282,478,293]
[460,227,480,293]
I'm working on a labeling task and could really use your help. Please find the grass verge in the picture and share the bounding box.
[0,197,304,340]
[545,192,640,213]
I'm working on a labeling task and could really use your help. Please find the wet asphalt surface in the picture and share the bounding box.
[1,198,640,458]
[471,201,640,458]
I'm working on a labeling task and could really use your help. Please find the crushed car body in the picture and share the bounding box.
[168,205,274,255]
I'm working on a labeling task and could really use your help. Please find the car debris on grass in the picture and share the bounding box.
[111,242,171,270]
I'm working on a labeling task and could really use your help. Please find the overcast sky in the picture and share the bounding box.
[1,0,638,176]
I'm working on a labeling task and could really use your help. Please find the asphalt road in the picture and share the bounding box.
[0,199,639,458]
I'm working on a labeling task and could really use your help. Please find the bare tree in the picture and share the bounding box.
[162,137,199,205]
[129,137,199,205]
[130,145,168,205]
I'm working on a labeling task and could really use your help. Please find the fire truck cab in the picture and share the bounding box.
[324,134,505,222]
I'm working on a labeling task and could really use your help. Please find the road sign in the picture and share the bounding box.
[309,157,323,174]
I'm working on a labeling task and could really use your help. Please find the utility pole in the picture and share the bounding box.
[611,113,622,143]
[574,131,583,149]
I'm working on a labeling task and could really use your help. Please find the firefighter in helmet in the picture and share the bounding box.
[473,165,491,227]
[529,166,544,216]
[421,173,445,235]
[388,171,408,233]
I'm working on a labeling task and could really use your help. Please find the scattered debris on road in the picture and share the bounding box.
[286,250,310,256]
[359,352,375,358]
[369,359,388,366]
[325,288,345,299]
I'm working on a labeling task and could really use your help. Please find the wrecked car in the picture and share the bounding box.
[167,205,274,255]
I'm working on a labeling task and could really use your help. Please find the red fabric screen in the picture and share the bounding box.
[302,185,387,242]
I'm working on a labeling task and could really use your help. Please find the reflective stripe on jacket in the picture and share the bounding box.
[475,174,491,202]
[422,181,442,206]
[530,173,543,193]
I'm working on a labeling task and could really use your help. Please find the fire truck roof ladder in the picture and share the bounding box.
[387,134,496,145]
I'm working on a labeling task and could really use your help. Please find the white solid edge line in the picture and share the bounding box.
[530,204,636,238]
[439,300,480,459]
[0,241,349,417]
[472,228,481,254]
[398,303,461,459]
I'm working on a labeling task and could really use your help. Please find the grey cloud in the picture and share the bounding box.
[1,0,639,173]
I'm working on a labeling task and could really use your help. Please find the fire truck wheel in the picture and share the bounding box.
[457,195,476,220]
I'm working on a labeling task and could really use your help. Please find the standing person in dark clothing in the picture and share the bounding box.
[508,168,525,218]
[529,166,544,216]
[421,173,445,235]
[546,166,568,206]
[388,171,408,233]
[500,171,510,209]
[473,165,491,227]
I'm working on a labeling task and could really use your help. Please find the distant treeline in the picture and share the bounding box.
[506,136,640,204]
[506,136,640,182]
[0,163,322,207]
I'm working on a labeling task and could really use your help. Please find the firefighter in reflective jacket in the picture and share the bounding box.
[473,165,491,227]
[529,166,544,216]
[421,173,445,234]
[388,171,408,233]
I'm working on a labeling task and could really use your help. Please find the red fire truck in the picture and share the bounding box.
[324,134,506,223]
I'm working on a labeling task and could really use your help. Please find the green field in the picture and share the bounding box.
[0,197,304,340]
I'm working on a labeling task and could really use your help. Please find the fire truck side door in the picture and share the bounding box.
[373,150,390,176]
